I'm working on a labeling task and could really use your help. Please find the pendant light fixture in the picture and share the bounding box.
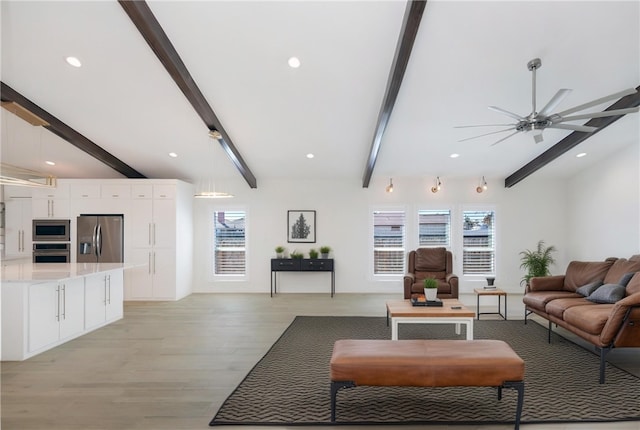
[476,176,488,193]
[194,130,234,199]
[431,176,442,193]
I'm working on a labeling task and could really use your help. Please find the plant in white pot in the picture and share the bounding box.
[423,277,438,301]
[275,246,285,259]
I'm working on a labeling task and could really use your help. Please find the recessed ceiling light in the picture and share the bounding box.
[168,152,178,158]
[45,160,56,166]
[450,153,460,158]
[306,153,314,159]
[288,57,301,68]
[576,152,587,158]
[65,56,82,68]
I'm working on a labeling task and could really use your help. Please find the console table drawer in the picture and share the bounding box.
[271,259,301,271]
[301,259,334,271]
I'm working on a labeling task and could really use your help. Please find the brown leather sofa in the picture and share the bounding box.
[523,256,640,383]
[403,247,458,299]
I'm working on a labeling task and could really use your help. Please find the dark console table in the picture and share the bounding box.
[270,258,335,297]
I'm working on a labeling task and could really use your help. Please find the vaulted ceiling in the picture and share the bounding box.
[1,1,638,190]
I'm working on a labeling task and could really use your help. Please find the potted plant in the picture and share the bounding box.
[519,240,557,287]
[290,251,304,259]
[275,246,285,259]
[320,246,331,258]
[423,277,438,301]
[309,248,319,259]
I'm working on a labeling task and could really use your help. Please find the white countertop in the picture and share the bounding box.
[1,259,132,283]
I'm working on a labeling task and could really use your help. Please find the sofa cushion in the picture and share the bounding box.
[576,280,603,297]
[587,283,626,304]
[563,304,614,336]
[523,291,581,312]
[545,297,592,319]
[603,258,640,284]
[626,273,640,295]
[415,248,446,271]
[563,260,615,292]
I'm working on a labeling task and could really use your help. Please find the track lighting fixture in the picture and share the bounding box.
[431,176,442,193]
[476,176,488,193]
[386,178,394,193]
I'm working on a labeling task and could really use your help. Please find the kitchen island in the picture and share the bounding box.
[2,260,128,361]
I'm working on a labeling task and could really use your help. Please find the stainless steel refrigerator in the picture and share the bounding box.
[76,214,124,263]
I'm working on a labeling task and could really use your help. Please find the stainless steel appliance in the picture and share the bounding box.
[32,219,71,242]
[77,214,124,263]
[33,243,70,263]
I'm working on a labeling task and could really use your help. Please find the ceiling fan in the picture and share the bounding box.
[456,58,639,146]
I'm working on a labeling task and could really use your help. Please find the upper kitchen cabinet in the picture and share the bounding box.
[32,182,69,219]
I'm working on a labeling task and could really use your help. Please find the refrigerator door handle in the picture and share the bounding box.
[96,224,102,259]
[92,224,99,257]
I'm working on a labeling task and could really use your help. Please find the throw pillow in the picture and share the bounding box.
[618,272,636,288]
[576,280,603,297]
[587,283,626,304]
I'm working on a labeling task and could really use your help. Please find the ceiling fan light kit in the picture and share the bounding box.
[457,58,639,146]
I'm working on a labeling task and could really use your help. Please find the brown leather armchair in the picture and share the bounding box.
[403,247,459,299]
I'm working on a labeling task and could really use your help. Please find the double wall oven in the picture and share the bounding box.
[32,219,71,263]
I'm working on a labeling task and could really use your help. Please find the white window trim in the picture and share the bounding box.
[459,204,497,279]
[370,205,407,282]
[208,204,249,282]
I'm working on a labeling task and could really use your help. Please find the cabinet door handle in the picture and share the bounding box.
[107,275,111,305]
[62,284,66,320]
[153,223,156,246]
[103,275,107,305]
[153,252,156,274]
[51,199,55,217]
[55,285,60,321]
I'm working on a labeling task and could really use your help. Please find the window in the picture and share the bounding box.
[462,210,495,275]
[214,210,246,275]
[373,210,406,275]
[418,210,451,247]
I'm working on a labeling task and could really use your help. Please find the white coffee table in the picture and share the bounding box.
[385,299,475,340]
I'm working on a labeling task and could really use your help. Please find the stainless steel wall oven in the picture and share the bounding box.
[32,219,70,242]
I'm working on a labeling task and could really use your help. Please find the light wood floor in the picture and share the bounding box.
[2,293,640,430]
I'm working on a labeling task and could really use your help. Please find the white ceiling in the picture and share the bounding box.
[1,1,638,189]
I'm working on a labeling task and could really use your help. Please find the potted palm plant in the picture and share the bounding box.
[519,240,556,287]
[423,277,438,301]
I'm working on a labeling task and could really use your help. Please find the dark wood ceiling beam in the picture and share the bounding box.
[504,86,640,188]
[1,82,146,178]
[362,0,426,188]
[119,0,257,189]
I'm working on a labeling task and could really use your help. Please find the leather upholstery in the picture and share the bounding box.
[403,248,458,299]
[523,257,640,349]
[330,339,524,387]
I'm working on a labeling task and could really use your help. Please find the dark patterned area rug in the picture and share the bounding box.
[210,316,640,426]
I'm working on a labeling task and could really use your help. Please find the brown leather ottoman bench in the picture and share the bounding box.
[330,339,525,429]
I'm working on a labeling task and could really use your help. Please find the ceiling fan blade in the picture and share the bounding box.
[488,106,524,121]
[537,89,572,117]
[547,123,598,133]
[555,88,638,117]
[558,107,639,122]
[458,127,517,142]
[490,130,520,146]
[454,124,515,128]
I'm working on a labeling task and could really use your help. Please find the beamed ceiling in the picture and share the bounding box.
[1,1,638,189]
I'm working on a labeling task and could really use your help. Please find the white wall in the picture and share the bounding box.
[566,142,640,261]
[192,175,569,295]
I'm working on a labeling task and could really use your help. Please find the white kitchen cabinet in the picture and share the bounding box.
[28,277,84,353]
[32,183,70,219]
[85,270,124,330]
[125,181,192,301]
[4,198,32,258]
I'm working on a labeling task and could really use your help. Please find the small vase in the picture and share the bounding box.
[321,253,329,259]
[424,288,438,301]
[276,253,284,259]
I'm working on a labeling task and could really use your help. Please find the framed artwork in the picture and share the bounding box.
[287,210,316,243]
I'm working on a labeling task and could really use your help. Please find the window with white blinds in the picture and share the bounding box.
[418,210,451,247]
[373,210,406,275]
[462,210,495,275]
[214,211,246,275]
